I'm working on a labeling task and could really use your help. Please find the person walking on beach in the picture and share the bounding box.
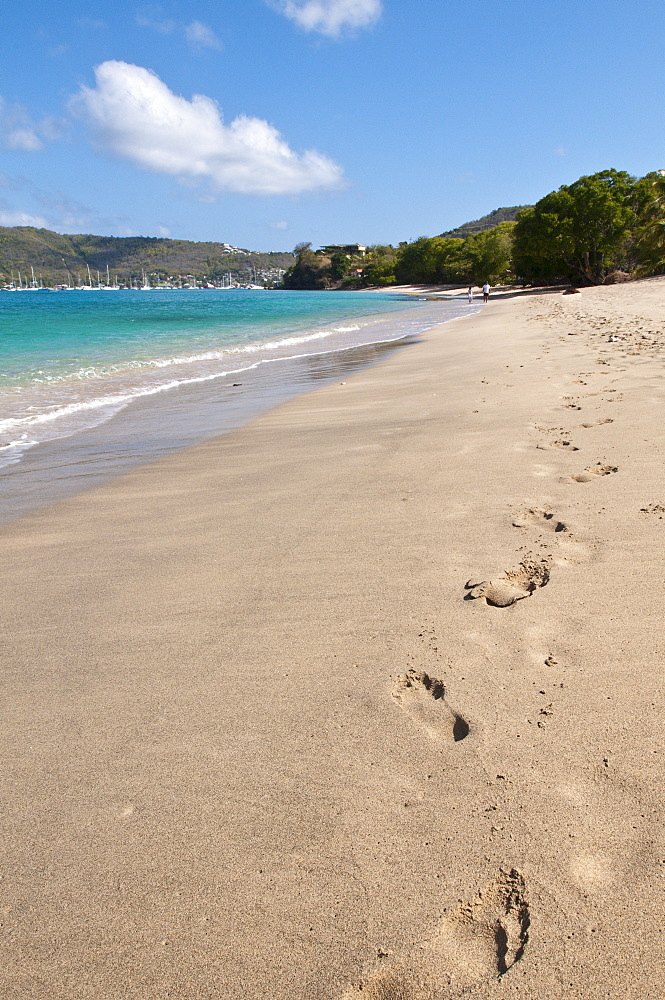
[482,281,490,303]
[467,285,473,303]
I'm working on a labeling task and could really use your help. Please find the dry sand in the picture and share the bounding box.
[1,279,664,999]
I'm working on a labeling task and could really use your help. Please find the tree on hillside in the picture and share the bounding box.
[292,241,312,257]
[282,244,332,289]
[439,206,528,239]
[512,169,637,285]
[329,251,355,281]
[359,245,398,286]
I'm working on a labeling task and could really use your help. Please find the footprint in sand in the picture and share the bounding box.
[537,438,579,452]
[639,503,665,518]
[570,463,618,483]
[511,509,591,564]
[512,508,568,534]
[392,669,469,742]
[341,869,530,998]
[464,557,550,607]
[579,418,613,428]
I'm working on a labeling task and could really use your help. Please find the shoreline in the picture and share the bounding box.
[0,334,417,527]
[1,281,664,998]
[0,292,475,525]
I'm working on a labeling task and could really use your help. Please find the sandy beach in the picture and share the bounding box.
[1,279,664,999]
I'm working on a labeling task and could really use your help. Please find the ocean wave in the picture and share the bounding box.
[0,328,398,462]
[142,328,342,368]
[0,300,476,469]
[0,363,258,444]
[0,435,39,469]
[4,324,370,387]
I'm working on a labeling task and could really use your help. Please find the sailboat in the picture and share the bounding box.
[101,264,120,290]
[15,269,29,291]
[79,263,95,289]
[30,267,48,291]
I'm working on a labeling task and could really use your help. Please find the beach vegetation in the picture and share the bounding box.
[632,170,665,275]
[395,237,451,285]
[281,244,334,289]
[357,245,398,286]
[280,225,516,290]
[464,222,515,285]
[391,226,514,287]
[513,169,640,285]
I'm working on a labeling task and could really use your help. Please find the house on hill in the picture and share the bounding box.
[318,244,367,257]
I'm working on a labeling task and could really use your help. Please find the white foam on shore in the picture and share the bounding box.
[0,362,263,468]
[0,301,477,470]
[143,326,360,369]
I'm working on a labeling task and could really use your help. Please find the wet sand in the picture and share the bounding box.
[1,280,664,999]
[0,336,420,527]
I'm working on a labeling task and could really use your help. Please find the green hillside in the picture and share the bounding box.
[440,206,528,239]
[0,227,294,286]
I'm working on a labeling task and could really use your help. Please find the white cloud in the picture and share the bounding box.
[269,0,382,37]
[270,220,289,230]
[185,20,222,50]
[0,209,48,227]
[157,224,171,236]
[71,61,345,196]
[7,128,42,152]
[135,8,176,34]
[136,9,221,49]
[0,97,67,152]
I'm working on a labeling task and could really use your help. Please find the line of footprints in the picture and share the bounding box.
[466,413,618,607]
[375,408,618,995]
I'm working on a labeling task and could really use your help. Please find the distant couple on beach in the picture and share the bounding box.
[467,282,490,303]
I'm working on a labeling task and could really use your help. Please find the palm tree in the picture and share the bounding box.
[637,170,665,272]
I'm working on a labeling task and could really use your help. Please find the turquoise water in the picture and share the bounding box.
[0,288,421,388]
[0,288,476,521]
[0,288,442,466]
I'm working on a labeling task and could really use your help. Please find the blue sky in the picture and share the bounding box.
[1,0,664,251]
